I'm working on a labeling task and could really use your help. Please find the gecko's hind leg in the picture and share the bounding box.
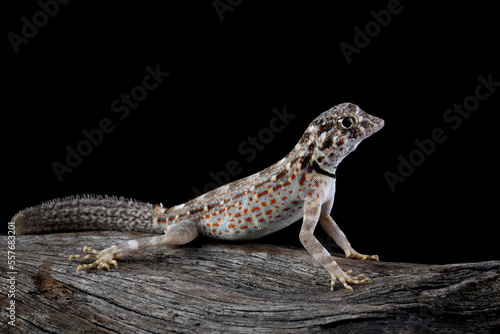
[69,220,199,272]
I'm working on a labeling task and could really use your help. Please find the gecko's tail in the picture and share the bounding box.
[12,194,160,235]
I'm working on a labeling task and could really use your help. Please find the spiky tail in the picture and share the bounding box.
[11,195,161,235]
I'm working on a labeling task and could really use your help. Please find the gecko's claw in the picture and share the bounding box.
[330,269,373,292]
[69,247,118,272]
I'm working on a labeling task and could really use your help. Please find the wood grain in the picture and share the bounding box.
[1,231,499,333]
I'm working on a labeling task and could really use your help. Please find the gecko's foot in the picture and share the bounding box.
[330,269,373,292]
[345,249,379,261]
[69,247,118,272]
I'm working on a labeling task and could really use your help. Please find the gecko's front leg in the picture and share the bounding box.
[299,196,373,292]
[319,198,379,262]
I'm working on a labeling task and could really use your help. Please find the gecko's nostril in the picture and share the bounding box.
[373,117,385,129]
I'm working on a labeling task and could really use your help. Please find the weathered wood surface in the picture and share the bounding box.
[1,231,499,333]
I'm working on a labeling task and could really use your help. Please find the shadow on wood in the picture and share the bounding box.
[1,231,499,333]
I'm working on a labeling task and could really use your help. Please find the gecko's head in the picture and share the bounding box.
[297,103,384,174]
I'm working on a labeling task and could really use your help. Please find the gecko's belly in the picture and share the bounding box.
[197,202,304,240]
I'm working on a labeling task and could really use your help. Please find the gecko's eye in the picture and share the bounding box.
[337,116,358,130]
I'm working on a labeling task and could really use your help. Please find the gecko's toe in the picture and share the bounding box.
[69,246,98,262]
[345,249,379,261]
[69,247,118,272]
[330,269,373,292]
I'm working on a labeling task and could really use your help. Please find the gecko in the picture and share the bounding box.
[12,102,384,292]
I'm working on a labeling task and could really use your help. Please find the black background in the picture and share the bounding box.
[4,1,499,264]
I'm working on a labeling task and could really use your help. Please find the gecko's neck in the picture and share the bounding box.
[285,143,338,180]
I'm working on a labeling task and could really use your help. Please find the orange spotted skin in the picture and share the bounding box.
[155,102,383,241]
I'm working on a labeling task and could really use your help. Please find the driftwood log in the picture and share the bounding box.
[1,231,499,333]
